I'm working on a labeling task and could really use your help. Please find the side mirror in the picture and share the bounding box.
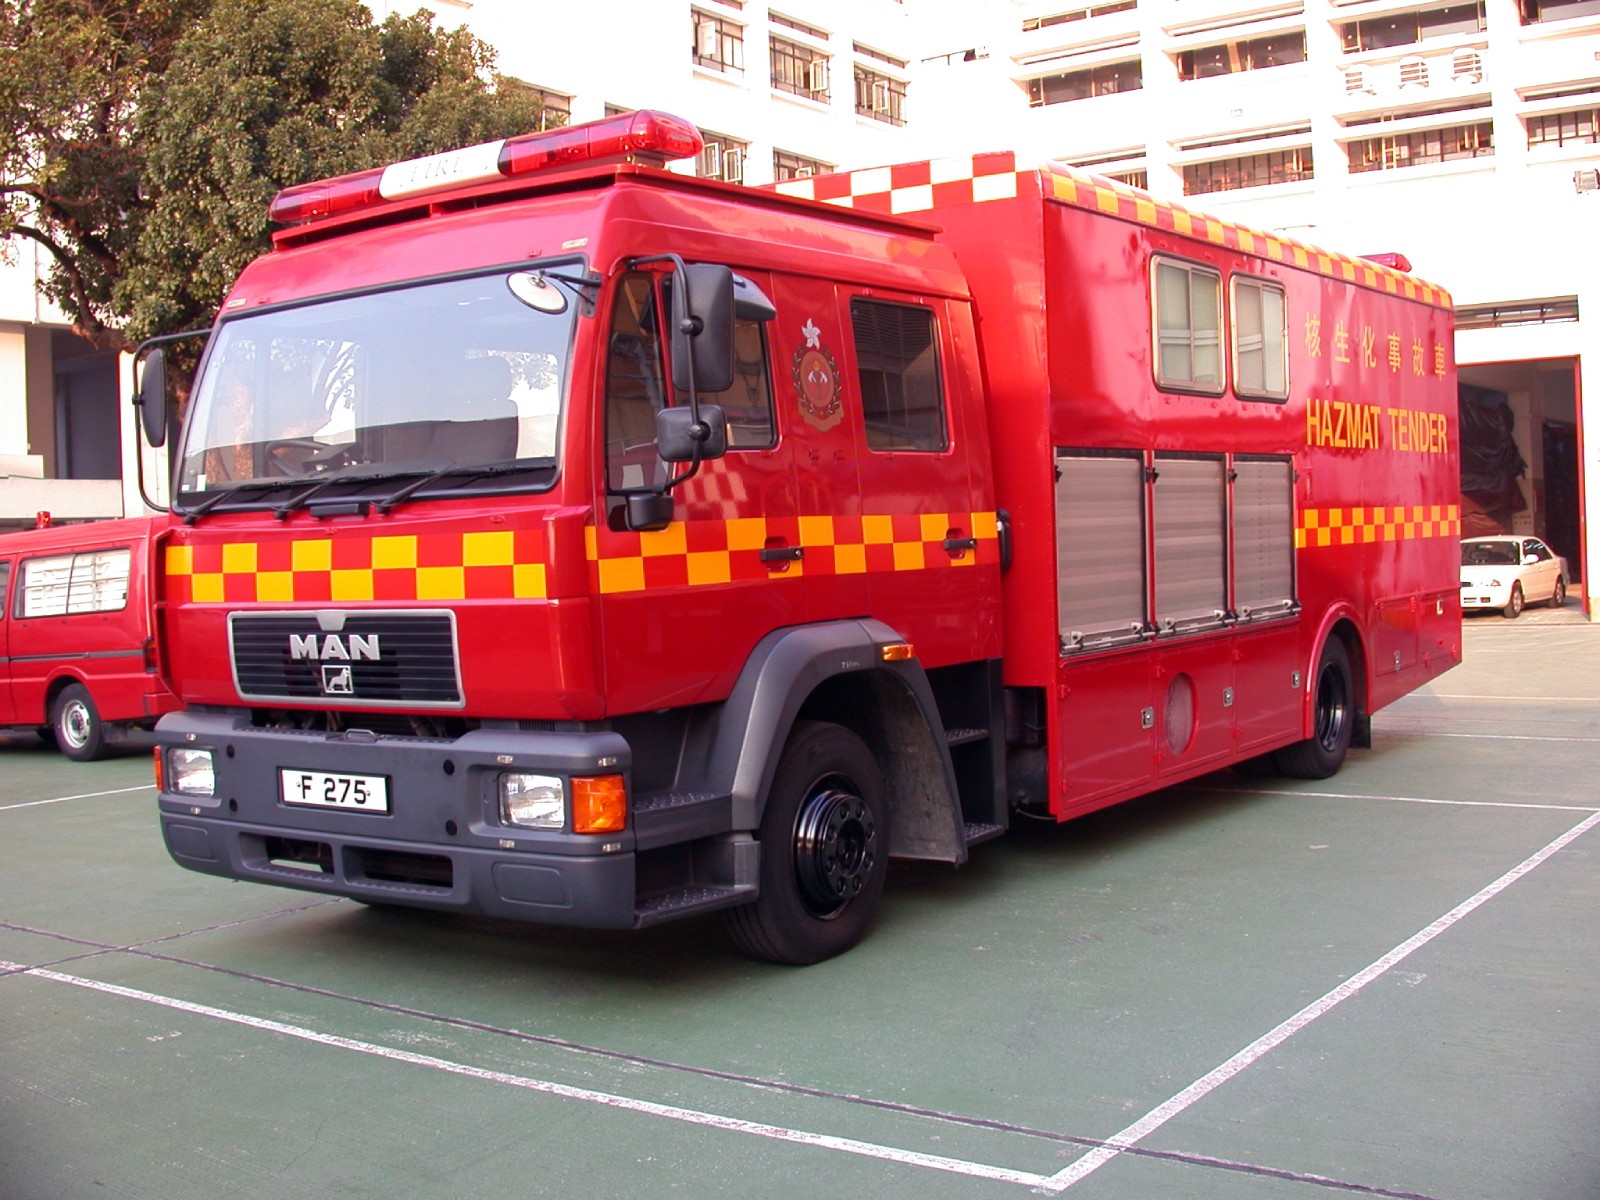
[670,264,735,394]
[657,404,727,463]
[137,348,169,448]
[1522,554,1539,565]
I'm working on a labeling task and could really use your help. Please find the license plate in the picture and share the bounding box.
[280,769,390,813]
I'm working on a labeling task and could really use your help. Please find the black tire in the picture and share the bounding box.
[52,683,107,762]
[1274,638,1355,780]
[1504,583,1524,619]
[1549,577,1566,608]
[724,721,889,965]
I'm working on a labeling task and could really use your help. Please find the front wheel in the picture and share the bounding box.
[1504,583,1524,619]
[52,683,107,762]
[1274,639,1355,780]
[725,721,889,965]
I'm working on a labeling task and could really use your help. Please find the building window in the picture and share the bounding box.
[1348,122,1494,173]
[1106,168,1149,188]
[1232,277,1289,401]
[1340,3,1485,52]
[1027,59,1142,105]
[1526,108,1600,147]
[515,85,570,131]
[1182,147,1313,194]
[692,9,744,75]
[772,35,830,102]
[1024,2,1137,30]
[1153,259,1224,393]
[850,300,946,451]
[855,66,908,124]
[1177,32,1305,81]
[774,149,834,179]
[1518,0,1600,21]
[698,132,748,183]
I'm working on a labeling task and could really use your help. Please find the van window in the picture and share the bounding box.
[1232,276,1288,400]
[19,548,132,617]
[0,560,9,614]
[1153,258,1224,393]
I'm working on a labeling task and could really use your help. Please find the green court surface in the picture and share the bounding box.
[4,613,1597,1198]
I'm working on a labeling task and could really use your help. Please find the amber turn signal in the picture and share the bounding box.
[572,774,627,834]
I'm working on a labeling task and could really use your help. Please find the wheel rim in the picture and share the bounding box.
[1314,663,1350,753]
[793,780,877,919]
[60,700,91,749]
[1510,587,1523,615]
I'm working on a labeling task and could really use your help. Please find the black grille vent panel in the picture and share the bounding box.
[230,612,463,708]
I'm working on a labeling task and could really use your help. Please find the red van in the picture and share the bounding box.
[0,516,179,760]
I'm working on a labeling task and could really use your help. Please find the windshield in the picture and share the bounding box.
[177,270,578,493]
[1462,541,1518,567]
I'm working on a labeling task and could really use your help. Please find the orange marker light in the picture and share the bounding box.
[152,748,164,792]
[880,642,916,662]
[572,775,627,834]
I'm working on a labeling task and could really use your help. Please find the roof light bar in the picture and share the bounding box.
[1360,252,1413,273]
[269,110,704,226]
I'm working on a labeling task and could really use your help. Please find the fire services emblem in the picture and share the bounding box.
[793,318,843,432]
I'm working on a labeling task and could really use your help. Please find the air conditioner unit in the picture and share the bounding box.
[1343,67,1371,94]
[696,20,719,59]
[1452,50,1483,83]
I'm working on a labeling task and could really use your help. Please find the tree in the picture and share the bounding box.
[0,0,549,351]
[0,0,207,349]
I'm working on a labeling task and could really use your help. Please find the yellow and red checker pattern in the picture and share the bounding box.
[1297,504,1461,549]
[770,153,1451,311]
[163,513,1001,604]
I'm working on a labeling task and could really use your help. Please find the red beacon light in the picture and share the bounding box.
[1360,252,1414,273]
[269,110,704,226]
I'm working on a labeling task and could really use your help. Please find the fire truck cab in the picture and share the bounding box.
[145,111,1459,963]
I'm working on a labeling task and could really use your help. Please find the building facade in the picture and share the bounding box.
[2,0,1595,613]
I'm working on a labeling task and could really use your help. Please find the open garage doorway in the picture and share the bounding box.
[1457,357,1583,597]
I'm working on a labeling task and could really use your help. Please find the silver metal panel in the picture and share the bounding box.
[1056,452,1147,653]
[1153,454,1226,634]
[1233,457,1296,621]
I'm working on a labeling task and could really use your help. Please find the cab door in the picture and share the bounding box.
[768,278,1000,668]
[592,267,801,714]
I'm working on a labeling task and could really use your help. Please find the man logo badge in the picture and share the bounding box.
[321,664,355,695]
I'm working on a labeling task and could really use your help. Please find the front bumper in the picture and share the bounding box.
[155,710,640,927]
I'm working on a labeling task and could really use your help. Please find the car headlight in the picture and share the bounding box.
[168,748,216,797]
[500,773,564,829]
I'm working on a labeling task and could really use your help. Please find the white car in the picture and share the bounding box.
[1460,535,1568,618]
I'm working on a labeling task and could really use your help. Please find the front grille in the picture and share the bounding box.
[230,611,462,707]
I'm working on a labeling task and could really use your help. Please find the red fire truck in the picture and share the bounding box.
[139,110,1460,963]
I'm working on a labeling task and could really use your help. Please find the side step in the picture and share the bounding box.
[635,883,755,928]
[963,821,1006,846]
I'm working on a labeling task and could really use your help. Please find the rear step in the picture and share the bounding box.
[963,822,1006,846]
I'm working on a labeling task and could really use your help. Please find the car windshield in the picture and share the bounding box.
[176,270,578,494]
[1462,541,1519,567]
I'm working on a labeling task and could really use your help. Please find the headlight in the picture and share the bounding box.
[168,748,216,797]
[500,773,564,829]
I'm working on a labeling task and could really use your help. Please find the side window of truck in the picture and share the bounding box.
[1153,258,1225,394]
[19,549,132,617]
[604,271,777,492]
[1231,276,1289,401]
[850,299,947,452]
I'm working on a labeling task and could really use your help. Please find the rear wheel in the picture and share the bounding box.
[1549,577,1567,608]
[1504,583,1524,619]
[1274,639,1355,780]
[52,684,107,762]
[725,721,889,965]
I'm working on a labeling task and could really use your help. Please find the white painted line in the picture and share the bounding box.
[1417,694,1599,704]
[0,960,1055,1191]
[1386,732,1600,744]
[1208,786,1599,814]
[0,784,155,813]
[1042,807,1600,1192]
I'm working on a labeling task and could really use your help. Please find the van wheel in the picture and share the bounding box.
[725,721,889,965]
[1274,639,1354,780]
[52,684,107,762]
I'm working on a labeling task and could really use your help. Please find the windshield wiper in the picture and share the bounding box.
[373,459,555,515]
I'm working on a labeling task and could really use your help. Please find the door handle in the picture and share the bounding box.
[759,546,805,564]
[942,536,978,555]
